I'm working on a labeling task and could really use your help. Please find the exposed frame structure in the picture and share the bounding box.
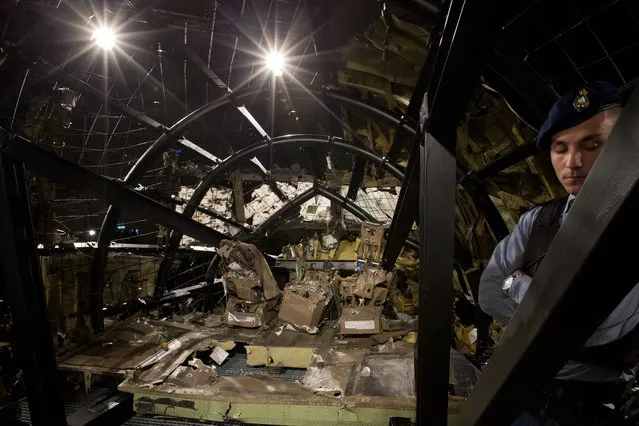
[5,2,639,426]
[154,134,403,293]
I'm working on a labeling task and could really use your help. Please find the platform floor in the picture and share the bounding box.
[54,315,476,425]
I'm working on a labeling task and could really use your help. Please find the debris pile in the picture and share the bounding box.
[278,270,337,334]
[338,268,390,335]
[218,240,281,328]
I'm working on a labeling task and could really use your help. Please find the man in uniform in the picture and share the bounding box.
[478,81,639,425]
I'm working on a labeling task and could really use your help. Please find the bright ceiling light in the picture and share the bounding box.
[91,28,116,50]
[266,51,284,76]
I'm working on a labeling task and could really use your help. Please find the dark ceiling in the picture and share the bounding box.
[0,0,636,241]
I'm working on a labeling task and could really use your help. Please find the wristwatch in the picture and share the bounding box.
[502,271,523,293]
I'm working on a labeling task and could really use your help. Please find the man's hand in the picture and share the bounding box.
[504,271,533,304]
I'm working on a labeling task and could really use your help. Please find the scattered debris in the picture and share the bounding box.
[218,240,281,328]
[278,270,335,333]
[210,346,229,366]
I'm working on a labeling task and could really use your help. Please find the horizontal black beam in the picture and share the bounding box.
[457,80,639,425]
[0,129,227,246]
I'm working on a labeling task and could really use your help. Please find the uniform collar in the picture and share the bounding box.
[562,194,577,217]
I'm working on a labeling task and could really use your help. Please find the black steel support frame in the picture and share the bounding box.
[0,154,67,425]
[0,129,228,246]
[380,0,522,422]
[382,140,419,270]
[85,82,416,331]
[457,84,639,425]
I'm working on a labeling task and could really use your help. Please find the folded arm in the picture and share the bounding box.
[478,207,540,324]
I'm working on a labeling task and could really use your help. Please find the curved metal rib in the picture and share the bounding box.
[90,86,416,331]
[154,135,406,294]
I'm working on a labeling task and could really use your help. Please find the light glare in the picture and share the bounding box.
[266,52,284,76]
[91,28,116,50]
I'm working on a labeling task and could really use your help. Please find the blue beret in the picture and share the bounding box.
[536,81,622,150]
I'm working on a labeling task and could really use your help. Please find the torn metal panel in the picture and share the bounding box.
[58,317,192,374]
[165,359,217,387]
[246,345,316,369]
[246,322,336,368]
[278,269,336,333]
[355,353,415,398]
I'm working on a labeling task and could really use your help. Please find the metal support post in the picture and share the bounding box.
[417,127,456,425]
[0,154,67,425]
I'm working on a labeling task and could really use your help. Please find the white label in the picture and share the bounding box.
[344,320,375,330]
[227,262,243,272]
[469,328,478,345]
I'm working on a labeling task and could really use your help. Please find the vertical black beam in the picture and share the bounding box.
[418,123,456,425]
[347,157,367,200]
[0,154,66,425]
[408,0,521,423]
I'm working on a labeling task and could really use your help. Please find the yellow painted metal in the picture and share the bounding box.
[132,393,416,426]
[245,345,315,369]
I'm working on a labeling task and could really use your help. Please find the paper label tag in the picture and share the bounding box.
[227,262,244,272]
[469,328,478,345]
[344,320,375,330]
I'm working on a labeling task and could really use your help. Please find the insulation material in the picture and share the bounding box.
[299,195,332,223]
[341,186,400,224]
[218,240,280,301]
[277,181,314,198]
[244,182,314,227]
[245,184,284,227]
[176,186,240,244]
[218,240,281,328]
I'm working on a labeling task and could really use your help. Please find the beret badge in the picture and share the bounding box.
[573,88,590,112]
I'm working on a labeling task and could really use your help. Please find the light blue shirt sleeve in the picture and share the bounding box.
[479,194,639,381]
[478,206,541,324]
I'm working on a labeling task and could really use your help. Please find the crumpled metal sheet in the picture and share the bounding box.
[218,239,280,301]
